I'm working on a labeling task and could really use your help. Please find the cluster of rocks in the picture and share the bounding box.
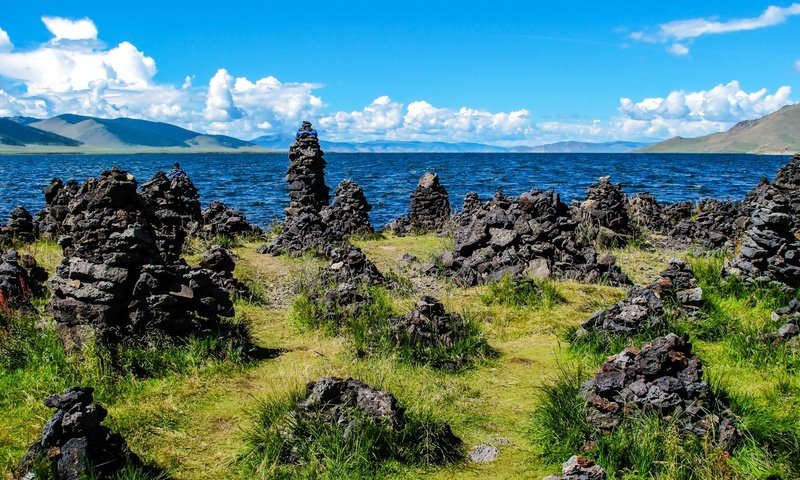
[384,172,451,235]
[18,387,142,480]
[581,333,738,447]
[140,171,202,258]
[724,186,800,289]
[389,296,481,370]
[771,153,800,233]
[627,194,692,234]
[319,179,374,236]
[49,168,236,347]
[761,299,800,344]
[438,189,630,287]
[452,192,483,228]
[544,455,606,480]
[670,199,740,249]
[578,260,702,338]
[0,206,38,246]
[321,245,388,286]
[0,249,47,311]
[36,179,80,239]
[575,176,631,246]
[196,201,261,240]
[199,245,251,299]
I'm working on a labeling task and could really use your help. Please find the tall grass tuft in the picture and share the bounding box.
[480,275,564,309]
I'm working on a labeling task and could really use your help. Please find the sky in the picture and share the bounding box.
[0,1,798,145]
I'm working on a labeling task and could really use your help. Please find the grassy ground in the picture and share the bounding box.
[1,234,798,479]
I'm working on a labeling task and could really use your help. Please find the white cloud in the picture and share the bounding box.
[41,16,98,41]
[204,69,242,121]
[182,75,193,90]
[0,28,12,53]
[632,4,800,55]
[795,59,800,72]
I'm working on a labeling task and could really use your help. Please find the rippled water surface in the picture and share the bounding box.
[0,153,790,228]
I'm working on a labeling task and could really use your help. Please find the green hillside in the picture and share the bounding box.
[0,118,82,147]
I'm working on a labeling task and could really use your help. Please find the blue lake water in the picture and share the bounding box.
[0,153,791,228]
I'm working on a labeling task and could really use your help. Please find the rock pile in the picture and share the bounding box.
[307,282,375,329]
[627,193,666,233]
[772,153,800,232]
[0,250,46,311]
[439,189,630,287]
[140,171,202,259]
[650,260,703,313]
[199,245,251,299]
[762,299,800,343]
[544,455,606,480]
[285,121,329,216]
[384,172,451,234]
[0,206,38,245]
[197,201,261,240]
[579,287,664,337]
[724,187,800,289]
[36,179,80,239]
[581,333,738,447]
[319,179,373,236]
[18,387,142,480]
[321,245,388,286]
[576,176,631,244]
[452,192,483,228]
[671,199,739,249]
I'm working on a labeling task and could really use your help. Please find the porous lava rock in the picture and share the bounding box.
[439,189,630,287]
[18,387,142,480]
[306,282,375,329]
[544,455,606,480]
[321,245,388,286]
[36,178,80,239]
[198,201,261,240]
[576,176,631,244]
[199,245,251,299]
[760,299,800,344]
[581,333,738,447]
[579,286,664,337]
[724,186,800,289]
[772,153,800,232]
[0,206,38,246]
[670,199,739,249]
[627,192,666,233]
[650,259,703,313]
[0,249,46,311]
[140,171,202,259]
[266,211,344,256]
[451,192,483,228]
[384,172,451,235]
[320,179,374,236]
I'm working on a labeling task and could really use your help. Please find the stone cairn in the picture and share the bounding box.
[575,176,631,246]
[581,333,739,447]
[0,206,38,246]
[321,245,388,286]
[18,387,143,480]
[577,260,703,338]
[627,193,666,233]
[438,189,630,287]
[0,249,47,311]
[389,296,481,370]
[384,172,451,235]
[544,455,606,480]
[763,299,800,343]
[319,179,374,236]
[670,199,740,249]
[451,192,483,228]
[140,171,202,259]
[724,186,800,289]
[772,153,800,232]
[199,245,251,299]
[49,168,235,347]
[36,178,80,239]
[197,200,261,240]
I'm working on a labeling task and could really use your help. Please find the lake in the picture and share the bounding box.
[0,153,790,228]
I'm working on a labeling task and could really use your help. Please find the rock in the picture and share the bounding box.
[36,179,80,239]
[0,206,38,246]
[763,299,800,342]
[0,249,46,311]
[140,171,202,259]
[198,201,261,240]
[669,199,739,249]
[18,387,142,480]
[384,172,451,234]
[319,179,374,236]
[468,444,498,463]
[650,259,704,313]
[581,286,664,336]
[320,245,389,286]
[581,334,739,448]
[576,176,631,245]
[544,455,606,480]
[199,245,251,299]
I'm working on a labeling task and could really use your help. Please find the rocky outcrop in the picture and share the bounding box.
[36,178,80,239]
[0,249,47,311]
[581,333,738,448]
[576,176,631,245]
[140,171,202,259]
[724,187,800,289]
[18,387,142,480]
[451,192,483,228]
[384,172,451,235]
[439,189,630,287]
[0,206,38,246]
[772,153,800,233]
[320,179,373,236]
[627,193,666,233]
[544,455,606,480]
[197,201,261,240]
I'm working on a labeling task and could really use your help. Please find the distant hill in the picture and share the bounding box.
[28,114,253,149]
[0,118,81,147]
[640,104,800,154]
[524,140,649,153]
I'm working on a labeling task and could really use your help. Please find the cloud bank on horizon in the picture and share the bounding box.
[0,15,795,146]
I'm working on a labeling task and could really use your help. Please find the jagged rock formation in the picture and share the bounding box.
[544,455,606,480]
[197,201,260,240]
[140,171,202,259]
[49,168,235,347]
[36,178,80,239]
[581,333,738,447]
[724,187,800,289]
[0,206,38,246]
[18,387,143,480]
[627,193,666,233]
[438,189,630,287]
[307,282,375,329]
[772,153,800,232]
[0,250,47,311]
[199,245,251,299]
[576,176,631,245]
[451,192,483,228]
[384,172,451,234]
[320,179,373,236]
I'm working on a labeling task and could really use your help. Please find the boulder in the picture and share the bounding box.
[544,455,606,480]
[0,206,38,246]
[576,176,631,244]
[36,178,80,239]
[0,249,46,311]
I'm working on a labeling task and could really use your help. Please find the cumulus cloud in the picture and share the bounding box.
[204,69,242,121]
[0,28,12,53]
[632,3,800,55]
[41,16,98,41]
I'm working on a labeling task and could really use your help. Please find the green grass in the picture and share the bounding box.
[480,275,564,309]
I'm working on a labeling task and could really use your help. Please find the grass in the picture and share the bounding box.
[480,275,564,309]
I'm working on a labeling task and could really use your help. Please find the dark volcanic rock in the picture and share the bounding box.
[198,201,261,240]
[384,172,451,235]
[284,121,329,216]
[627,192,665,233]
[544,455,606,480]
[451,192,483,228]
[440,188,630,287]
[650,260,703,313]
[320,179,374,237]
[764,299,800,343]
[36,179,80,239]
[580,286,664,337]
[321,245,389,286]
[581,333,738,447]
[0,206,38,246]
[18,387,142,480]
[724,186,800,289]
[267,211,345,256]
[576,176,631,245]
[199,245,251,299]
[140,171,202,259]
[0,249,46,311]
[670,199,739,249]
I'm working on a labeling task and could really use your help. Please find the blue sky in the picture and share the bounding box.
[0,1,798,145]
